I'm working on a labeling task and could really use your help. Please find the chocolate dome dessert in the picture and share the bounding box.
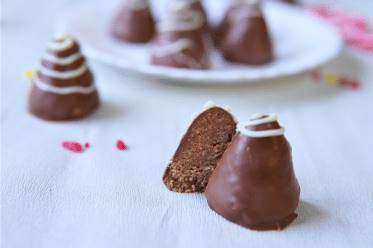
[218,0,274,65]
[163,101,237,193]
[205,114,300,231]
[28,33,99,121]
[111,0,155,43]
[151,0,210,69]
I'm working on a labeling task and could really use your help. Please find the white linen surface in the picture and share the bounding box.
[1,0,373,247]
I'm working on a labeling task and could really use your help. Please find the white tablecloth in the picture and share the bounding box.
[2,0,373,247]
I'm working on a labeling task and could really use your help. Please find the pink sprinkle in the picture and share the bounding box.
[311,70,322,82]
[116,140,127,150]
[338,76,350,87]
[84,142,90,148]
[338,77,361,90]
[349,79,361,90]
[62,141,83,152]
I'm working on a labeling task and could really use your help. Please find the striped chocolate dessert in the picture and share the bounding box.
[28,33,99,121]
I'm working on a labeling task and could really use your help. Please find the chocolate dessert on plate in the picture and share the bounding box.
[111,0,155,43]
[218,0,274,65]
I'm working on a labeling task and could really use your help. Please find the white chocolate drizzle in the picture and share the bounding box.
[223,106,232,113]
[152,38,204,69]
[157,4,204,33]
[173,52,203,69]
[228,0,262,24]
[33,33,96,95]
[191,101,237,122]
[191,100,215,120]
[153,1,209,68]
[33,75,96,95]
[126,0,149,11]
[152,38,193,57]
[42,52,83,65]
[191,111,199,120]
[237,114,285,138]
[38,62,88,79]
[48,33,75,51]
[203,100,215,110]
[250,112,264,120]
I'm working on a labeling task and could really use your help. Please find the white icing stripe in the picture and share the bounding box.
[126,0,148,10]
[250,112,264,120]
[39,62,88,79]
[247,114,278,126]
[173,53,203,69]
[42,52,83,65]
[152,38,193,57]
[228,2,262,23]
[157,10,204,33]
[152,38,204,69]
[48,37,75,51]
[203,100,215,110]
[33,76,96,95]
[237,114,285,138]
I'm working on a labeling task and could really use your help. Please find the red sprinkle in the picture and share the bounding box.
[338,77,361,90]
[62,141,83,152]
[349,79,361,89]
[116,140,127,150]
[338,76,350,87]
[84,142,90,148]
[311,69,322,82]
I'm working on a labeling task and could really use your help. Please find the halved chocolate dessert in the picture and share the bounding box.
[111,0,155,43]
[163,101,237,193]
[219,0,274,65]
[205,114,300,230]
[151,0,210,69]
[28,33,99,121]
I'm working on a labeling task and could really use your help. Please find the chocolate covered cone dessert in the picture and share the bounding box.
[111,0,155,43]
[151,0,210,69]
[28,33,99,121]
[205,114,300,231]
[219,0,274,65]
[163,101,237,193]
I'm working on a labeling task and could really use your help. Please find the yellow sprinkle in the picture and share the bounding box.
[23,68,37,81]
[325,71,338,85]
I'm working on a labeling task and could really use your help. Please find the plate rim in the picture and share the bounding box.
[57,0,343,84]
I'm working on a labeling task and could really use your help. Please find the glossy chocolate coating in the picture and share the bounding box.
[217,2,274,65]
[111,3,155,43]
[205,118,300,231]
[28,38,100,121]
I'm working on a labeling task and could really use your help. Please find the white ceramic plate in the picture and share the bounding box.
[58,0,343,84]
